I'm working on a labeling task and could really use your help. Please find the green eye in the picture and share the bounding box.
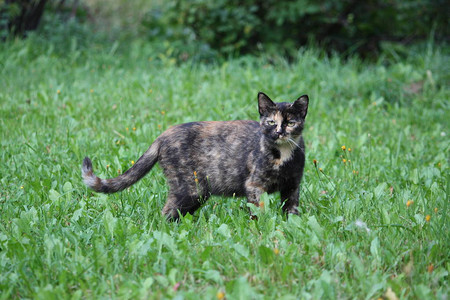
[267,120,276,126]
[287,121,296,127]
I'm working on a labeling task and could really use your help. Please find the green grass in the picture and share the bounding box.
[0,38,448,299]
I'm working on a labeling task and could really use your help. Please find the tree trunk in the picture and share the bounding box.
[6,0,48,37]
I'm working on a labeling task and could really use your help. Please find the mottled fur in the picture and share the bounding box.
[82,92,309,220]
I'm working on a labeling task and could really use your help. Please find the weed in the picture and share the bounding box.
[0,39,448,299]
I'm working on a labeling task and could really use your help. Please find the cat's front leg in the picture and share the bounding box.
[280,186,300,215]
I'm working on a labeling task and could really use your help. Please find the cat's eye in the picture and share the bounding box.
[287,121,296,127]
[267,120,276,126]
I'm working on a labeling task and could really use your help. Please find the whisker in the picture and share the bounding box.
[288,138,300,148]
[288,137,305,155]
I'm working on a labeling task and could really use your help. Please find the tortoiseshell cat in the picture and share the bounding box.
[82,92,309,220]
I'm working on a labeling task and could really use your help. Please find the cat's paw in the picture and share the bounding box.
[286,207,299,215]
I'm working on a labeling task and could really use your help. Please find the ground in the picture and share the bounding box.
[0,39,448,299]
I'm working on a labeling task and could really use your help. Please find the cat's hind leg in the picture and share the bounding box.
[161,175,210,220]
[162,192,207,221]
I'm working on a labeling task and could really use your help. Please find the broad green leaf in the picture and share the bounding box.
[154,231,177,253]
[63,181,73,193]
[200,246,213,261]
[64,181,73,202]
[258,245,274,264]
[307,215,323,238]
[281,264,293,281]
[229,276,257,300]
[204,270,222,283]
[233,243,249,259]
[313,270,335,299]
[142,277,154,289]
[71,208,83,222]
[350,253,365,277]
[411,168,419,185]
[374,182,387,199]
[370,237,381,267]
[49,189,61,202]
[103,210,117,237]
[168,268,178,285]
[217,224,231,238]
[154,275,169,287]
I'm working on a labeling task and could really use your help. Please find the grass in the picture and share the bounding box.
[0,37,448,299]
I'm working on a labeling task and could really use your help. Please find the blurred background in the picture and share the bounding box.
[1,0,448,62]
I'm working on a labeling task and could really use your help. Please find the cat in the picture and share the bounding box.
[82,92,309,220]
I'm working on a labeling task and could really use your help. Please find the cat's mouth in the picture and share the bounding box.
[275,136,289,143]
[275,135,301,148]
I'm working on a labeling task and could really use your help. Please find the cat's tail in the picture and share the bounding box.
[82,141,160,193]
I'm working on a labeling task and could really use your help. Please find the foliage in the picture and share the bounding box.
[0,38,448,298]
[0,0,46,39]
[2,0,448,61]
[1,1,111,60]
[142,0,449,58]
[0,0,91,41]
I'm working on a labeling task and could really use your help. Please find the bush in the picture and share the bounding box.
[0,0,109,59]
[142,0,449,58]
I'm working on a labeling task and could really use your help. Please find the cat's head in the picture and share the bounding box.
[258,92,309,145]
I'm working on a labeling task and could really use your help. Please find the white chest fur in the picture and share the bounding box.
[278,143,295,164]
[271,143,296,167]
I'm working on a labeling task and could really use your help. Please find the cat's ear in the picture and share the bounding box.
[292,95,309,118]
[258,92,276,116]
